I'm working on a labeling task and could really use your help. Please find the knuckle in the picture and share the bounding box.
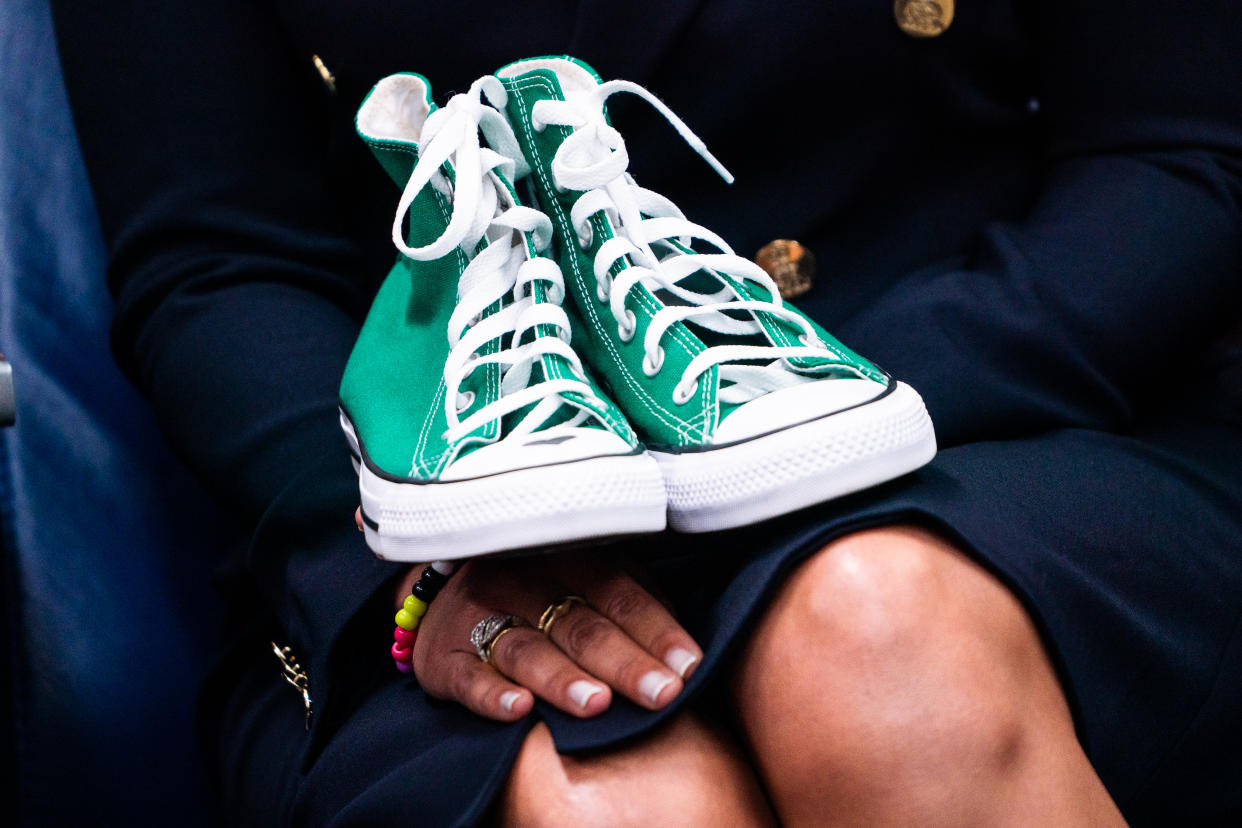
[560,613,612,657]
[601,585,650,623]
[650,629,689,659]
[614,656,653,690]
[452,665,480,703]
[554,667,591,699]
[492,628,537,671]
[474,681,502,713]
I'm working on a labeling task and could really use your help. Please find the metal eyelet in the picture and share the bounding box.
[578,223,594,249]
[455,390,476,412]
[672,380,698,405]
[642,347,665,377]
[617,310,637,343]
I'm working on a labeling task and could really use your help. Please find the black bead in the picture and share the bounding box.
[411,564,450,603]
[420,566,448,587]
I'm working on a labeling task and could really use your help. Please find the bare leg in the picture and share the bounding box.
[733,525,1126,827]
[497,714,776,827]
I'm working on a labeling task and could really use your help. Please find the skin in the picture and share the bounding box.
[364,510,1128,826]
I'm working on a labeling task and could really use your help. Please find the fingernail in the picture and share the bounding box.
[500,690,523,713]
[665,647,699,678]
[568,680,603,710]
[638,671,676,705]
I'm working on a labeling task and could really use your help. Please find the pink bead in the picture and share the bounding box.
[391,641,413,663]
[394,659,414,674]
[393,626,416,648]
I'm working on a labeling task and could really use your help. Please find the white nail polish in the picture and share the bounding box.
[665,647,699,678]
[638,671,675,704]
[500,690,523,713]
[568,680,603,710]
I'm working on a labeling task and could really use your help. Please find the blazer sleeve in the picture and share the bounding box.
[50,0,400,724]
[839,1,1242,448]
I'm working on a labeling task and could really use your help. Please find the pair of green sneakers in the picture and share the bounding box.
[340,57,937,561]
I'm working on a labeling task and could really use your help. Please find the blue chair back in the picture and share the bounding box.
[1,1,229,823]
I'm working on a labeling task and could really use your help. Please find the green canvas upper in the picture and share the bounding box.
[496,57,886,450]
[341,73,636,481]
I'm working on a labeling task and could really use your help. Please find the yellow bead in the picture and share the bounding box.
[395,609,418,631]
[404,595,429,618]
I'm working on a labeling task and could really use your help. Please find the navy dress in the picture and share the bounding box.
[51,1,1242,824]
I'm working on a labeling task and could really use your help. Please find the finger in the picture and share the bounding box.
[543,600,683,710]
[575,568,703,680]
[487,625,612,718]
[418,649,534,722]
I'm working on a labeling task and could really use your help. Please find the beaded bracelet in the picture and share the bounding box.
[391,560,456,673]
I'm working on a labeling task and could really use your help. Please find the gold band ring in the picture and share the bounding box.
[537,595,588,637]
[470,614,529,664]
[485,625,523,664]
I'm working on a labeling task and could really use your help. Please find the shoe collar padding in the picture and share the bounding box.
[356,73,434,146]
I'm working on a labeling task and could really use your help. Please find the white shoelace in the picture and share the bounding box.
[531,80,848,405]
[392,77,598,443]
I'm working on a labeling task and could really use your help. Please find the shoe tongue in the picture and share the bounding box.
[498,56,603,101]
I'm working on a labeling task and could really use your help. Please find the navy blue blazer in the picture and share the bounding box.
[50,0,1242,804]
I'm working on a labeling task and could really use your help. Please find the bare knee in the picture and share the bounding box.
[497,716,774,827]
[734,526,1057,803]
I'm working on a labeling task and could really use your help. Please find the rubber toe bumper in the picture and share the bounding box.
[650,381,936,532]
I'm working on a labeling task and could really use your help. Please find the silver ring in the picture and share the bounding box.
[470,614,527,664]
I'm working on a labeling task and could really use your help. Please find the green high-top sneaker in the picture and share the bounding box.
[341,73,666,561]
[495,57,937,532]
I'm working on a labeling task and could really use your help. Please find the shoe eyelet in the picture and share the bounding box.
[797,333,821,348]
[672,380,698,405]
[642,347,664,377]
[455,390,476,412]
[577,224,594,250]
[617,309,637,343]
[596,277,611,303]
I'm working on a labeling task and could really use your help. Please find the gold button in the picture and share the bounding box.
[755,240,816,300]
[894,0,954,38]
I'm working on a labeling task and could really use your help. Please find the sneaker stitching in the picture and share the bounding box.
[510,79,683,439]
[381,146,500,477]
[509,76,708,445]
[412,380,447,477]
[585,210,716,440]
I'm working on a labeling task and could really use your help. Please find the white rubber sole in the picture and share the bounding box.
[341,415,668,561]
[650,381,937,533]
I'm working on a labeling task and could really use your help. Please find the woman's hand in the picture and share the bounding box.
[393,549,703,722]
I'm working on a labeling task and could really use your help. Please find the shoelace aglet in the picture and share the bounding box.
[693,140,734,185]
[597,80,735,184]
